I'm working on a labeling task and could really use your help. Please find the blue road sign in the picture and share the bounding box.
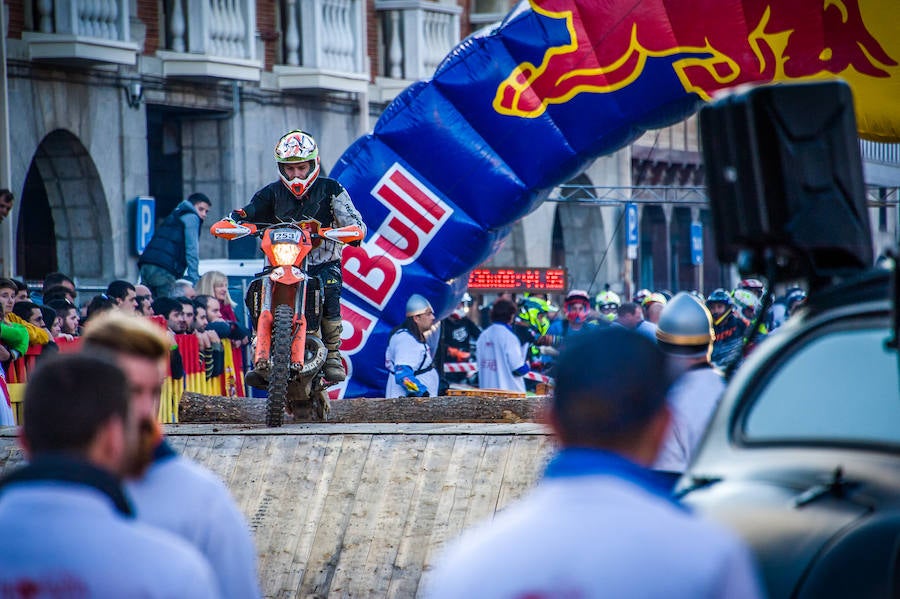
[625,203,638,258]
[135,196,155,255]
[691,221,703,265]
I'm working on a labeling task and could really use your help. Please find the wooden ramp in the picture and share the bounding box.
[0,421,552,598]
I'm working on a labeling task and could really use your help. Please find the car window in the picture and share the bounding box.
[744,327,900,445]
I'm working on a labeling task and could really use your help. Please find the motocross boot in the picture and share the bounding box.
[320,318,346,382]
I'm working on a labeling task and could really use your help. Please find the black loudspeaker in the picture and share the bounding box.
[700,81,872,281]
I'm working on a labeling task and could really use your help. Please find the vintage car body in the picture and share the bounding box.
[679,270,900,598]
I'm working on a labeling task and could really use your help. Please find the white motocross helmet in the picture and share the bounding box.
[274,130,321,198]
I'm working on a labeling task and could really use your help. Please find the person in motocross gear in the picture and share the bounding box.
[439,292,481,384]
[737,278,765,299]
[511,296,555,371]
[385,294,439,398]
[732,288,769,357]
[231,130,366,383]
[705,288,746,376]
[595,290,621,323]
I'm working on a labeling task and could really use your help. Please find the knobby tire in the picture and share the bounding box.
[267,304,293,427]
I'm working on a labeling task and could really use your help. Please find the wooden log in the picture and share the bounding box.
[177,392,550,425]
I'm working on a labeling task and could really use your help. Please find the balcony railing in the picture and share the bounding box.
[274,0,369,92]
[22,0,138,65]
[374,0,461,99]
[158,0,261,81]
[860,140,900,166]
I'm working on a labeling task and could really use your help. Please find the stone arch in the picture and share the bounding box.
[552,174,610,292]
[19,129,113,282]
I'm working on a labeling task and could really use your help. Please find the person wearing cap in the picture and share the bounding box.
[439,292,481,384]
[385,294,439,398]
[428,327,762,598]
[476,299,530,393]
[138,192,212,300]
[653,293,726,485]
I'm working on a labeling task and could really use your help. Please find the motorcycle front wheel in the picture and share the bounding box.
[267,304,293,427]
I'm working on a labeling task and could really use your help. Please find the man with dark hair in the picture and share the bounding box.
[81,313,261,597]
[429,328,762,598]
[43,271,76,293]
[46,298,80,336]
[139,193,211,300]
[476,298,529,392]
[42,284,77,305]
[106,280,137,313]
[0,353,218,596]
[0,189,13,224]
[11,300,44,329]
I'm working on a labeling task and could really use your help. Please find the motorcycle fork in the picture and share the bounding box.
[254,277,275,365]
[291,279,308,365]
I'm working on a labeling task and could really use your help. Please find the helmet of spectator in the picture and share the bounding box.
[405,294,433,317]
[656,292,715,358]
[732,288,759,319]
[632,288,652,305]
[595,290,621,322]
[641,292,668,308]
[706,288,732,306]
[738,278,765,297]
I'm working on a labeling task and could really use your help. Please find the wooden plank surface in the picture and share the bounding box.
[0,424,552,598]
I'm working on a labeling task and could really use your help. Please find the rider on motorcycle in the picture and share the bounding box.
[230,130,366,383]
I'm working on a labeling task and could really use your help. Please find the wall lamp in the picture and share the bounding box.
[123,81,144,110]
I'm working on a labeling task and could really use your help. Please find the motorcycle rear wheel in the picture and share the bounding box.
[267,304,293,427]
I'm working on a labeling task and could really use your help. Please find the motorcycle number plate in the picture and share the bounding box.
[272,230,301,243]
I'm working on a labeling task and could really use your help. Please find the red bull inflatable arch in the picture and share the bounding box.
[331,0,900,398]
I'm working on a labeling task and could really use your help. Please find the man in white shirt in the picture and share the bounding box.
[428,327,762,599]
[82,313,261,599]
[0,354,219,597]
[476,298,529,392]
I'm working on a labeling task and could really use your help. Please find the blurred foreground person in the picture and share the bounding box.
[81,313,261,598]
[428,327,761,598]
[0,354,218,597]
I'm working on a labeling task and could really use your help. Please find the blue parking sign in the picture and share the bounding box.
[625,203,638,259]
[690,222,703,265]
[135,196,155,255]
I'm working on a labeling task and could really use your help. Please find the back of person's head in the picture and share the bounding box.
[552,327,673,449]
[11,300,40,322]
[42,284,77,304]
[187,192,211,207]
[617,302,641,318]
[106,280,135,301]
[82,311,170,362]
[490,298,517,324]
[45,298,76,314]
[42,271,74,292]
[39,305,57,328]
[170,279,195,298]
[23,354,129,456]
[84,294,117,323]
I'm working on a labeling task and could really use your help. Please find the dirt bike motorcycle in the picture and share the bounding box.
[210,217,364,426]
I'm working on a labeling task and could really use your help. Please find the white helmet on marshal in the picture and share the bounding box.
[406,294,433,317]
